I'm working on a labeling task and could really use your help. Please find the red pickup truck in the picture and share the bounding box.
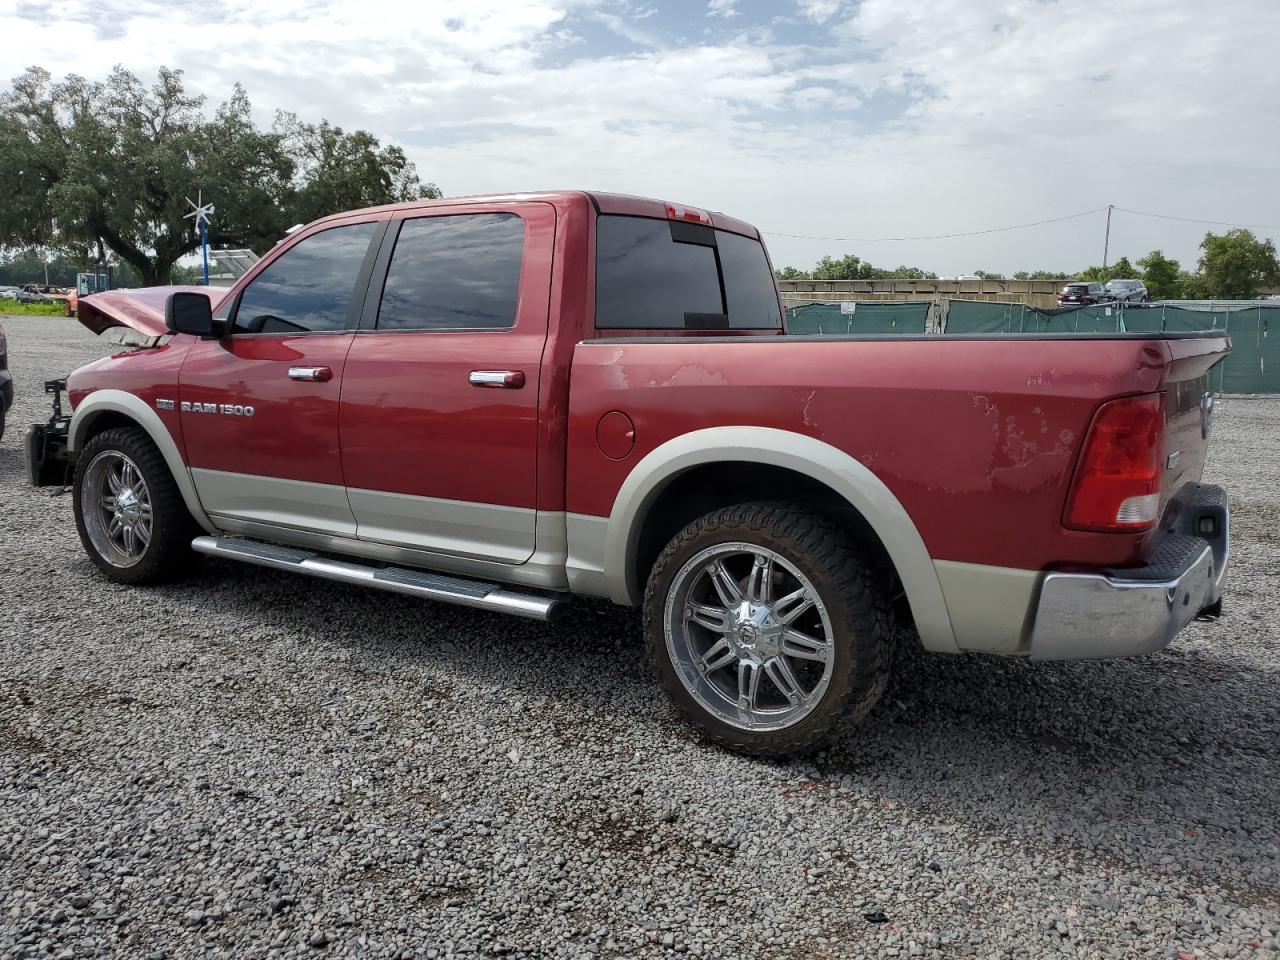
[27,191,1231,756]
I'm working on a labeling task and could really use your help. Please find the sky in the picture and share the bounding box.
[4,0,1279,276]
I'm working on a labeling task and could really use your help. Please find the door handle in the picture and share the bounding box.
[288,366,332,382]
[469,370,525,389]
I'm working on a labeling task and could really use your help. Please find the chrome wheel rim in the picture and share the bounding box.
[81,451,152,567]
[664,543,835,733]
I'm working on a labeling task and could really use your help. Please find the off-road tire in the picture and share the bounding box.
[73,426,201,585]
[643,501,893,757]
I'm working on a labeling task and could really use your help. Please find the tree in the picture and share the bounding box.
[276,114,439,226]
[774,265,810,281]
[1196,228,1280,299]
[1109,256,1137,279]
[886,265,938,280]
[973,270,1005,280]
[0,66,440,285]
[807,254,936,281]
[1013,270,1068,280]
[1136,250,1181,300]
[811,254,877,280]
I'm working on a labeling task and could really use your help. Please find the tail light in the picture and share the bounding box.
[665,202,712,225]
[1065,393,1164,531]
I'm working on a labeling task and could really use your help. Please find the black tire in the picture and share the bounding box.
[643,502,893,757]
[72,425,201,585]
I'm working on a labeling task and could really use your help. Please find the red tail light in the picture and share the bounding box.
[665,202,712,225]
[1065,393,1164,532]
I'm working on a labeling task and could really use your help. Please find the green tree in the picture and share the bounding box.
[774,265,810,281]
[886,265,938,280]
[0,66,439,285]
[1196,228,1280,299]
[1109,256,1137,279]
[1075,257,1137,284]
[1136,250,1181,300]
[1013,270,1068,280]
[275,114,439,226]
[808,254,935,281]
[811,254,878,280]
[973,270,1005,280]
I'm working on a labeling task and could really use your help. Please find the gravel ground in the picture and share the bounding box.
[1,315,1277,960]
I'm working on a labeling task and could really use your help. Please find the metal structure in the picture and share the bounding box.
[184,192,216,286]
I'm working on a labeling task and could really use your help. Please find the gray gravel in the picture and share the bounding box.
[1,315,1277,960]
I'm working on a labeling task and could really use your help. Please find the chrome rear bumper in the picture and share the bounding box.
[1028,484,1229,660]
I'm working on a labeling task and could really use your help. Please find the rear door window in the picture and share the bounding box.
[595,215,780,330]
[377,214,524,331]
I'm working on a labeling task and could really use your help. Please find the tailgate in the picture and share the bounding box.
[1158,333,1231,518]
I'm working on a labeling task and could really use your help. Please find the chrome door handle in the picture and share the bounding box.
[288,366,332,382]
[469,370,525,389]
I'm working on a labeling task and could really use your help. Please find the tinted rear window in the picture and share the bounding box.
[1064,284,1088,293]
[377,214,523,331]
[595,215,780,329]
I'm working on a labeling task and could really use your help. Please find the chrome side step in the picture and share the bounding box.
[190,536,570,622]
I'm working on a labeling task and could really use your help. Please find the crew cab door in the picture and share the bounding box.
[178,217,385,535]
[338,202,554,563]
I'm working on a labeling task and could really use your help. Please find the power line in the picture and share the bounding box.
[760,207,1107,242]
[761,205,1280,243]
[1113,207,1280,230]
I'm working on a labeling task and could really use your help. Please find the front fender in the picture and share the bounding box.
[602,426,959,654]
[69,389,216,534]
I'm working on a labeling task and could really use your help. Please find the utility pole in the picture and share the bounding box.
[1102,204,1114,270]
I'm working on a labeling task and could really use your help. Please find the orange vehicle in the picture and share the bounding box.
[64,289,78,317]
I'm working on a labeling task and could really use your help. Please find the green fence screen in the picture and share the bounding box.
[786,301,930,335]
[939,300,1276,393]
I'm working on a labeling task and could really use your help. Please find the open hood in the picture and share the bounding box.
[76,285,230,338]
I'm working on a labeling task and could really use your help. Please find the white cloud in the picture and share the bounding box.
[797,0,845,24]
[3,0,1279,274]
[707,0,738,18]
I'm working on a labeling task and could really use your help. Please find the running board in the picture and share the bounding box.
[190,536,570,622]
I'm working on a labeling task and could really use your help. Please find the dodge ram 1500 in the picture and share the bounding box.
[27,191,1231,755]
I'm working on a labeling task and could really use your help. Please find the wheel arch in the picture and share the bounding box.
[604,426,958,653]
[69,389,216,534]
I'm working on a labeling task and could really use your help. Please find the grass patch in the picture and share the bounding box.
[0,299,65,316]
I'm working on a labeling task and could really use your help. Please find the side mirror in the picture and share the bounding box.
[165,291,218,337]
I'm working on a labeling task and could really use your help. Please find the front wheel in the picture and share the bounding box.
[72,426,200,584]
[643,502,893,757]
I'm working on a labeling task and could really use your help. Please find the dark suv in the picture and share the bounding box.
[1058,282,1105,306]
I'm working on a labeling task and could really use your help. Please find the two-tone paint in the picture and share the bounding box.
[65,190,1230,658]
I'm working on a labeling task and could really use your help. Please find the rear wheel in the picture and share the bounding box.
[643,502,893,757]
[73,426,200,584]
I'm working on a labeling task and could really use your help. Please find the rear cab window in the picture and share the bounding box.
[376,214,524,331]
[595,215,781,330]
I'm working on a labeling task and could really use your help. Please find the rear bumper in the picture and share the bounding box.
[1028,484,1229,660]
[0,370,12,412]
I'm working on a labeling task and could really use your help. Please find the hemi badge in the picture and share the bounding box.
[1166,450,1180,470]
[155,399,175,411]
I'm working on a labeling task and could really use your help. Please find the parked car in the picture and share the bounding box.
[1105,279,1149,303]
[27,191,1232,756]
[15,290,54,304]
[0,323,11,441]
[1058,282,1106,305]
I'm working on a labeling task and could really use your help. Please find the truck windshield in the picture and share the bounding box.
[595,214,781,330]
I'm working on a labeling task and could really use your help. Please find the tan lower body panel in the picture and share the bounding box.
[932,560,1043,654]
